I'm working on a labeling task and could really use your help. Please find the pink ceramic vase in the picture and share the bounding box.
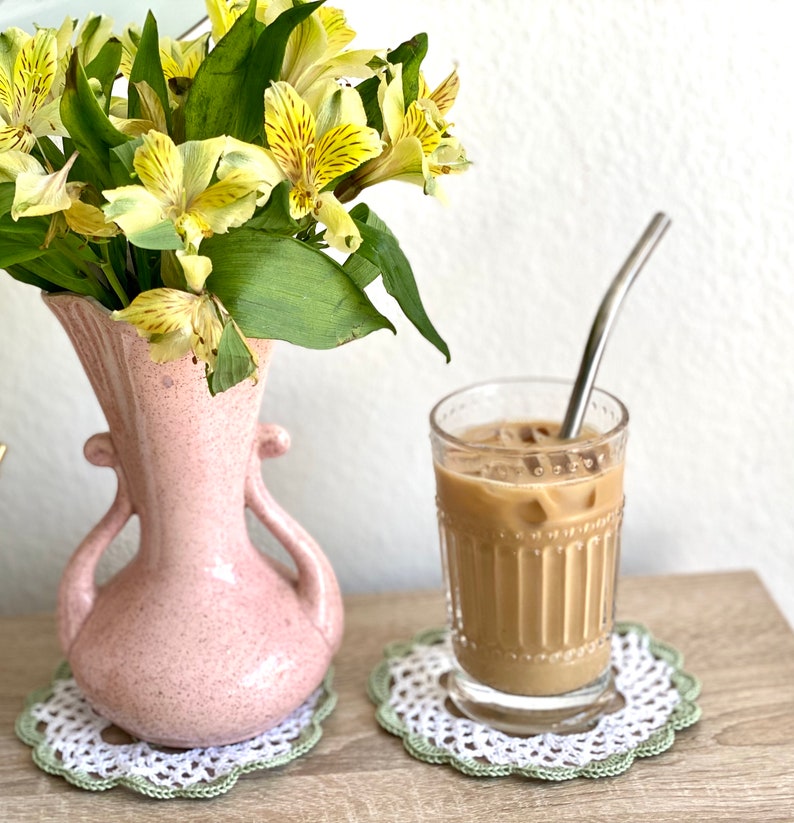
[46,293,344,748]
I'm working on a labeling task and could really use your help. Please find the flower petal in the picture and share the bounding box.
[300,49,380,91]
[379,64,405,144]
[188,175,258,235]
[176,250,213,293]
[0,125,35,153]
[288,182,316,220]
[280,14,328,91]
[397,100,442,156]
[113,287,199,337]
[102,184,168,235]
[315,192,361,253]
[147,328,193,363]
[159,33,209,80]
[206,0,245,43]
[131,81,169,134]
[110,115,158,137]
[313,122,382,190]
[76,14,115,66]
[11,151,78,219]
[64,200,118,237]
[179,136,226,204]
[28,96,64,139]
[133,130,184,210]
[314,84,369,138]
[348,135,429,192]
[0,148,43,182]
[427,68,460,116]
[190,294,224,369]
[317,7,356,55]
[0,29,26,117]
[265,81,316,183]
[14,29,57,124]
[217,137,285,204]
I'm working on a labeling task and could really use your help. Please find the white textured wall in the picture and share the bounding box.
[1,0,793,625]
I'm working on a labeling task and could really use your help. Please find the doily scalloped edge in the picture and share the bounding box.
[367,622,702,781]
[15,662,337,800]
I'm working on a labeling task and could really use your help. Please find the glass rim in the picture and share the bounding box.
[429,376,629,455]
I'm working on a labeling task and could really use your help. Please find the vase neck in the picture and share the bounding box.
[45,293,275,570]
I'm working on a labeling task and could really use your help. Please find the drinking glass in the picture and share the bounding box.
[430,377,629,733]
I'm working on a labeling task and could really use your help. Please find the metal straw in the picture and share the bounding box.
[558,212,672,440]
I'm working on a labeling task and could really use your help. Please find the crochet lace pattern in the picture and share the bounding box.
[16,662,336,799]
[368,622,701,780]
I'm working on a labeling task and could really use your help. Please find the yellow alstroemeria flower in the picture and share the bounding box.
[102,130,259,252]
[113,286,225,370]
[205,1,377,97]
[64,199,119,238]
[159,34,210,82]
[262,81,382,252]
[112,265,258,381]
[75,14,115,67]
[205,0,259,43]
[0,28,65,153]
[217,136,284,207]
[337,65,469,203]
[120,25,209,85]
[0,148,117,238]
[277,5,380,98]
[0,150,75,218]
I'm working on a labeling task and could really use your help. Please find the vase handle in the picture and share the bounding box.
[57,433,133,655]
[245,423,344,654]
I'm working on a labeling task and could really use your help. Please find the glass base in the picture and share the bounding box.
[446,667,622,735]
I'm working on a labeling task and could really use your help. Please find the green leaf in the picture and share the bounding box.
[245,181,300,234]
[35,135,66,173]
[60,50,132,190]
[204,230,394,348]
[184,0,325,143]
[107,235,133,293]
[0,208,108,300]
[159,249,187,290]
[342,245,380,290]
[61,137,101,192]
[130,244,160,292]
[84,38,122,110]
[0,206,53,269]
[17,254,107,300]
[239,0,325,143]
[109,137,141,186]
[0,234,48,269]
[207,321,258,395]
[357,33,429,133]
[127,12,172,133]
[183,0,262,141]
[0,182,14,218]
[4,263,53,291]
[348,203,450,361]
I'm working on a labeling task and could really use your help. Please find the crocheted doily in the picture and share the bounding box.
[15,662,336,799]
[368,622,700,780]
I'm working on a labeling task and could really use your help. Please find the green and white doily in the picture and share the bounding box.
[15,663,336,799]
[368,622,701,780]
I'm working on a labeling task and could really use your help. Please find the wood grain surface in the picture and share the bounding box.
[1,571,793,822]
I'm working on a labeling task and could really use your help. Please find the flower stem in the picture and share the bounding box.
[101,259,130,308]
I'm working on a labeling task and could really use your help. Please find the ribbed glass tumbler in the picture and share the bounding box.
[430,378,629,734]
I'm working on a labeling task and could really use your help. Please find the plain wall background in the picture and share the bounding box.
[1,0,792,625]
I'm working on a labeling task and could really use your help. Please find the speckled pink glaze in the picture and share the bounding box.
[46,293,344,748]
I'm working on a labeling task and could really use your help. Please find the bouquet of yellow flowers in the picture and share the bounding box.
[0,0,468,393]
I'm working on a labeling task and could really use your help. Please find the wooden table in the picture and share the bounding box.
[1,571,793,821]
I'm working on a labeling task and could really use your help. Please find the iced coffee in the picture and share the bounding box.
[430,379,628,732]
